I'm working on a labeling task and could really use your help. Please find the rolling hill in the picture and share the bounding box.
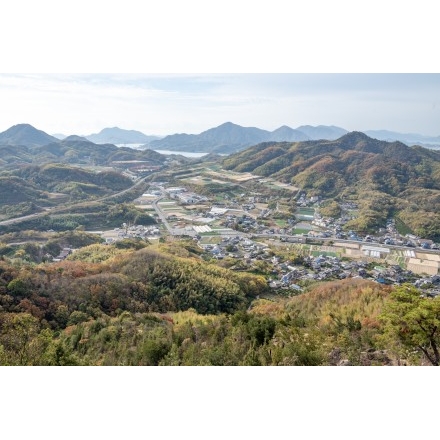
[0,133,168,171]
[223,132,440,239]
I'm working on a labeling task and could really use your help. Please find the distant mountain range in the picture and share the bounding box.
[148,122,440,154]
[1,123,439,154]
[85,127,161,145]
[363,130,440,147]
[148,122,350,153]
[51,127,161,144]
[296,125,348,140]
[0,124,169,170]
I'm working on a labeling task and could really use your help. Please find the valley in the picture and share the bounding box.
[1,123,440,366]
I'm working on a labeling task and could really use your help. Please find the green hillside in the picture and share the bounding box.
[15,164,132,196]
[0,137,167,171]
[223,132,440,238]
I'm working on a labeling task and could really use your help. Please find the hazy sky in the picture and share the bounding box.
[2,3,439,138]
[0,73,439,137]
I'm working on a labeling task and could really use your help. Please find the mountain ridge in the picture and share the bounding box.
[149,122,349,153]
[222,132,440,239]
[85,127,161,145]
[364,129,440,146]
[0,124,59,147]
[2,123,439,153]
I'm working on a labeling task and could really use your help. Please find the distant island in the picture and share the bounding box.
[41,123,440,154]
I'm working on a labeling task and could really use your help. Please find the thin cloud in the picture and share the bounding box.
[0,73,439,136]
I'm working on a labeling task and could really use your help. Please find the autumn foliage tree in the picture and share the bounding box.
[379,284,440,366]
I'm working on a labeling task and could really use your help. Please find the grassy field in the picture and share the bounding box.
[158,199,176,204]
[292,228,310,235]
[311,251,338,257]
[161,207,184,212]
[184,175,234,186]
[297,207,315,216]
[199,236,222,244]
[262,180,299,192]
[395,216,414,236]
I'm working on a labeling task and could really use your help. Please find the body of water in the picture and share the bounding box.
[116,144,209,158]
[152,149,208,158]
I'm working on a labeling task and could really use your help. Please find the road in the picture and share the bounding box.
[198,232,440,256]
[98,175,149,201]
[1,174,439,259]
[0,211,51,226]
[151,196,196,237]
[0,175,151,227]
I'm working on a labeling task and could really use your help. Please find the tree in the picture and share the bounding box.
[0,313,40,365]
[7,278,30,297]
[379,284,440,366]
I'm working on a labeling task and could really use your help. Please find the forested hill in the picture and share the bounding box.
[223,132,440,238]
[0,239,438,366]
[0,135,167,169]
[0,124,59,147]
[223,131,440,177]
[148,122,348,154]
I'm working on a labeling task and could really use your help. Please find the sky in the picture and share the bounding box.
[1,73,439,137]
[1,2,439,139]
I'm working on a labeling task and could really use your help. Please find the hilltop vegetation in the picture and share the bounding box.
[0,176,48,205]
[16,241,265,316]
[0,202,156,234]
[223,132,440,238]
[0,164,134,221]
[16,163,132,196]
[0,238,437,366]
[0,137,166,170]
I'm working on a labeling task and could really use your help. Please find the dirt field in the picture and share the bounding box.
[206,170,258,182]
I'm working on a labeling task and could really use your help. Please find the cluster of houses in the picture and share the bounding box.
[165,187,208,205]
[100,224,161,244]
[53,247,74,262]
[297,194,319,207]
[310,205,440,250]
[267,255,421,291]
[197,235,440,296]
[414,275,440,297]
[154,182,440,256]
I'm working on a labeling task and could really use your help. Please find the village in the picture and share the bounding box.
[90,165,440,298]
